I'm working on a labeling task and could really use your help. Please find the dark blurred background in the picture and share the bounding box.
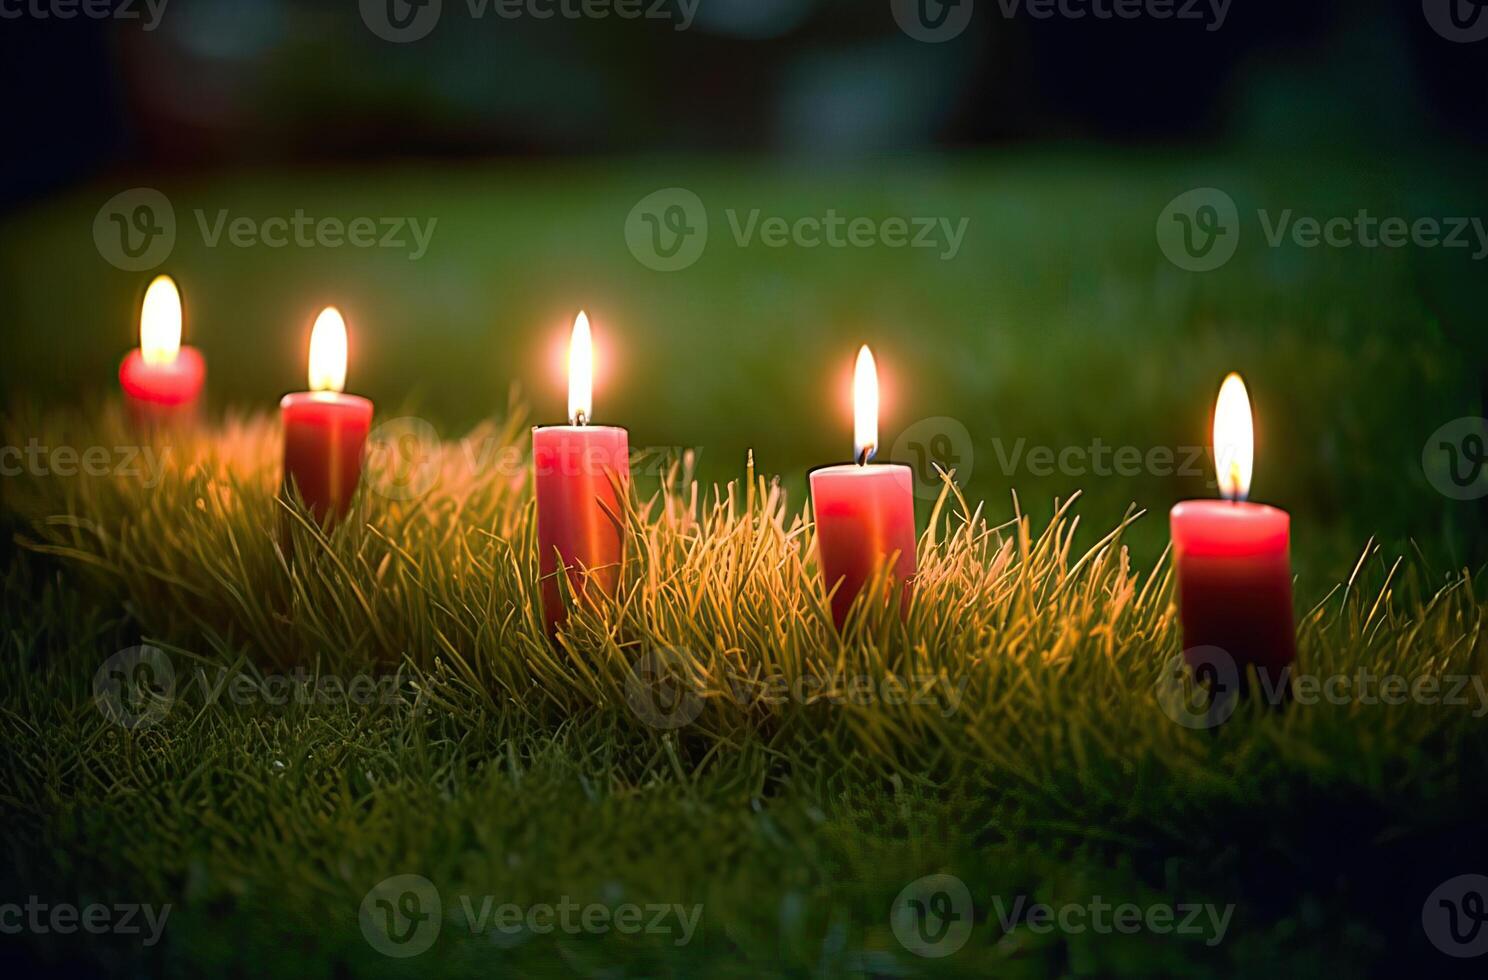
[2,0,1484,204]
[2,0,1486,583]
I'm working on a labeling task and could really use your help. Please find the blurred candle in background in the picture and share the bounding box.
[810,345,918,630]
[1169,373,1296,686]
[533,311,630,633]
[280,307,373,525]
[118,274,205,426]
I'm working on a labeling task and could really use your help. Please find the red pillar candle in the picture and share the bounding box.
[279,307,373,525]
[1169,373,1296,684]
[810,345,918,629]
[118,275,205,426]
[533,312,630,633]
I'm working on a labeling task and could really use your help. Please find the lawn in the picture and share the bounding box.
[2,150,1487,976]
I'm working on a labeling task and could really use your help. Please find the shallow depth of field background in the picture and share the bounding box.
[3,0,1486,586]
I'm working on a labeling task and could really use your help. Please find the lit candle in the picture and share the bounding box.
[810,345,918,630]
[280,307,374,525]
[532,311,630,633]
[1169,373,1296,686]
[118,274,205,426]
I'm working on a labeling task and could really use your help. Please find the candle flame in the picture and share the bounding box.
[139,274,182,366]
[853,345,878,464]
[308,307,348,393]
[1213,372,1254,501]
[568,310,593,425]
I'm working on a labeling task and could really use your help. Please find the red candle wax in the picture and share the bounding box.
[1169,372,1296,686]
[533,424,630,633]
[119,274,204,426]
[811,463,918,629]
[1169,500,1295,680]
[280,391,374,524]
[279,307,373,526]
[119,346,205,426]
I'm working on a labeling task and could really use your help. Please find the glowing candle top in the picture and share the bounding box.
[1212,371,1254,501]
[139,274,183,366]
[568,311,593,425]
[307,307,349,394]
[853,344,879,465]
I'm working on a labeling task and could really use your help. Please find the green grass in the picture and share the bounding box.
[3,398,1487,976]
[3,152,1488,976]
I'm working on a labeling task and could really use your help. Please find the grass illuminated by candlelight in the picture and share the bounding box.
[2,402,1486,976]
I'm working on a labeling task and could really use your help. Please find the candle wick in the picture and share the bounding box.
[856,445,874,466]
[573,411,588,427]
